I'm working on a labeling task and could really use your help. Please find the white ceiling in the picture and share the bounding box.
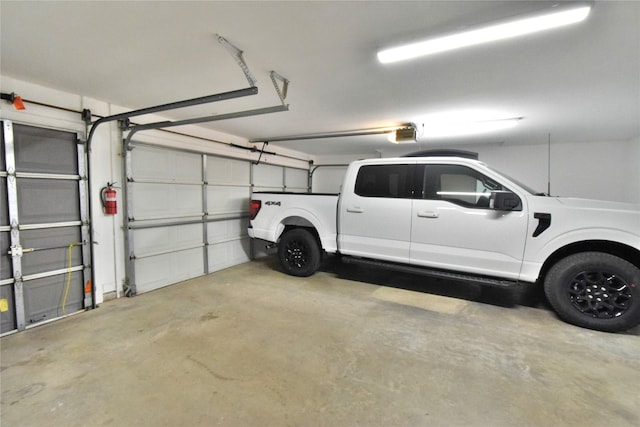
[1,1,639,157]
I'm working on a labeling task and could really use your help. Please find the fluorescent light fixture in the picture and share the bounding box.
[378,4,591,63]
[422,116,521,138]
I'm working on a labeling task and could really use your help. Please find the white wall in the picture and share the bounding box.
[0,75,311,304]
[311,138,640,204]
[479,138,640,203]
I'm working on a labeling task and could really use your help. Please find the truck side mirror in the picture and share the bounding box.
[490,191,522,211]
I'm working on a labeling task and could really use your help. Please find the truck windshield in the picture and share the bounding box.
[487,166,542,195]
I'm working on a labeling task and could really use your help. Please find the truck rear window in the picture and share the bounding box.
[354,164,413,198]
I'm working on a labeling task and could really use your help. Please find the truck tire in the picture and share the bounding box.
[278,228,321,277]
[544,252,640,332]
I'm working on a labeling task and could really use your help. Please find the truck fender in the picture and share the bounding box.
[520,228,640,282]
[270,208,337,252]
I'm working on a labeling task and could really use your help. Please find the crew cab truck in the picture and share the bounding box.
[248,156,640,332]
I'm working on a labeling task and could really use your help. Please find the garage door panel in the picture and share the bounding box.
[13,124,78,174]
[283,187,308,194]
[0,132,5,168]
[23,272,83,325]
[253,164,283,189]
[207,186,249,214]
[132,146,201,181]
[207,156,250,185]
[17,179,80,224]
[20,227,83,276]
[311,166,347,193]
[1,284,16,334]
[208,239,250,272]
[134,248,204,293]
[133,223,202,255]
[207,218,248,242]
[285,168,308,192]
[130,183,202,218]
[1,177,8,225]
[1,232,10,281]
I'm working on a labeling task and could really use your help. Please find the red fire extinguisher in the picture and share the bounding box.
[101,183,117,215]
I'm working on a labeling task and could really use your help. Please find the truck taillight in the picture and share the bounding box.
[249,200,262,220]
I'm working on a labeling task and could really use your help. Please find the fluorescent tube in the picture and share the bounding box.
[378,5,591,63]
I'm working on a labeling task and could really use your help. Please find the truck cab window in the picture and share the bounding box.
[355,164,413,198]
[422,164,505,208]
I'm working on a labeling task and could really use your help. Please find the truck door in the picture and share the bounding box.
[338,163,414,263]
[410,164,528,280]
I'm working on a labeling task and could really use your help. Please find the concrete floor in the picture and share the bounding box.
[1,256,639,427]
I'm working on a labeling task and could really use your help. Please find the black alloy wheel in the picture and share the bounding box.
[544,252,640,332]
[566,270,632,318]
[277,228,321,277]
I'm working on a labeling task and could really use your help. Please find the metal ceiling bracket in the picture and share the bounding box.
[270,71,289,105]
[216,34,257,87]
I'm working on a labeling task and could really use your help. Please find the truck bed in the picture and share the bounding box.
[249,192,340,253]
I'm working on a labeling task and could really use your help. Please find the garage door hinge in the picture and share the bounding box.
[9,245,23,258]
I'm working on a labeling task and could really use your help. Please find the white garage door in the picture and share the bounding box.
[207,156,252,272]
[311,165,348,193]
[125,141,308,295]
[253,163,308,193]
[126,144,206,294]
[125,143,251,295]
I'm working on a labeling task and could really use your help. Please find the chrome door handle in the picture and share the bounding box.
[417,211,439,218]
[347,207,364,213]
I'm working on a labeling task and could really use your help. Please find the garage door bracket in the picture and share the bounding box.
[216,34,257,87]
[270,71,289,105]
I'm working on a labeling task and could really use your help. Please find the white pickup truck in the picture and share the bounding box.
[248,156,640,332]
